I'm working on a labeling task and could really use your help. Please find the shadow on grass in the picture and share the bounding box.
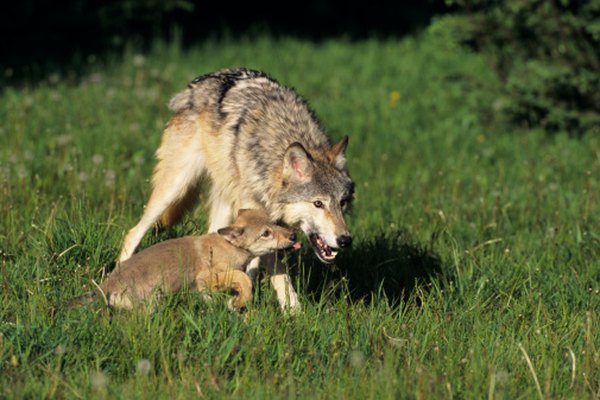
[300,230,443,307]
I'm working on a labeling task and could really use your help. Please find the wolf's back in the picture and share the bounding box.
[168,68,274,113]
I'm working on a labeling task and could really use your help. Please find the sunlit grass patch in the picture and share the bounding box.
[1,32,598,398]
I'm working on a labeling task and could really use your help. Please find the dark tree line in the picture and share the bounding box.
[2,0,597,135]
[1,1,446,65]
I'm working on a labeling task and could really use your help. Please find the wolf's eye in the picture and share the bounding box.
[340,199,347,208]
[313,200,323,208]
[261,230,271,238]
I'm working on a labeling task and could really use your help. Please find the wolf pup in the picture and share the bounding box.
[119,68,354,311]
[99,209,298,310]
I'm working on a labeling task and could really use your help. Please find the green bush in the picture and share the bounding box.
[436,0,600,135]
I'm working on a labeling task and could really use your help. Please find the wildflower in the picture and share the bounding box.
[90,73,104,83]
[133,54,146,67]
[56,134,73,147]
[48,73,60,84]
[105,169,116,188]
[136,358,152,376]
[92,154,104,165]
[16,165,28,179]
[348,350,365,368]
[389,91,401,108]
[54,344,66,355]
[90,370,109,390]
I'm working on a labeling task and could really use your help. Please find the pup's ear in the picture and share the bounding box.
[326,136,348,170]
[217,226,245,242]
[283,142,313,182]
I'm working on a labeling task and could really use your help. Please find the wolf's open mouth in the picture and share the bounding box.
[309,233,338,263]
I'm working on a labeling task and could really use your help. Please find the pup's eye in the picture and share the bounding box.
[261,230,271,238]
[313,200,323,208]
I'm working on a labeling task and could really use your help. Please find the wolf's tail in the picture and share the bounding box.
[168,68,272,113]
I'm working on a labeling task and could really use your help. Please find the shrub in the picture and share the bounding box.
[437,0,600,135]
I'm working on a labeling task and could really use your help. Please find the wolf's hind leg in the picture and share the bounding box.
[119,128,206,263]
[207,192,233,233]
[119,168,204,262]
[159,181,202,228]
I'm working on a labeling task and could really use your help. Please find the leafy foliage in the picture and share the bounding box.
[437,0,600,135]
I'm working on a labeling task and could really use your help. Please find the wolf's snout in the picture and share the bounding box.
[336,235,352,248]
[288,232,297,242]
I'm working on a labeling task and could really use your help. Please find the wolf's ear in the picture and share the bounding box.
[283,142,313,182]
[237,209,251,217]
[326,136,348,170]
[217,226,245,242]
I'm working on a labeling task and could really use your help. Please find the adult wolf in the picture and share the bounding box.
[119,68,354,311]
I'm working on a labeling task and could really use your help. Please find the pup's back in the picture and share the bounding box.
[101,236,208,308]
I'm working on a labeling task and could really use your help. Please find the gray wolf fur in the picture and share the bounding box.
[93,209,298,310]
[118,68,354,311]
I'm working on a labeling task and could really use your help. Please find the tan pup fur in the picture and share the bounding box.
[103,209,297,310]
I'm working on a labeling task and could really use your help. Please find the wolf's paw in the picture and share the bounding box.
[280,297,303,316]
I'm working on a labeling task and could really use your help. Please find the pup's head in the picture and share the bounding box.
[217,209,300,257]
[278,137,354,264]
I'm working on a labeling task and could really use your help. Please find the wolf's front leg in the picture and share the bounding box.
[262,253,300,312]
[245,257,261,281]
[270,274,299,312]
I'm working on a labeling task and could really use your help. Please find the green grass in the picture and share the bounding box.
[1,30,599,399]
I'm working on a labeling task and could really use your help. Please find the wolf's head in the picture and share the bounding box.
[218,209,300,257]
[277,137,354,264]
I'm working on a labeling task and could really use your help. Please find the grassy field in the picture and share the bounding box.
[1,30,599,399]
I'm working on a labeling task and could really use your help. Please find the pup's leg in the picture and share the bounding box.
[196,270,253,311]
[262,253,300,312]
[225,271,253,311]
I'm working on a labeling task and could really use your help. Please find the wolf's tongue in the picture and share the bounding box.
[292,242,302,250]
